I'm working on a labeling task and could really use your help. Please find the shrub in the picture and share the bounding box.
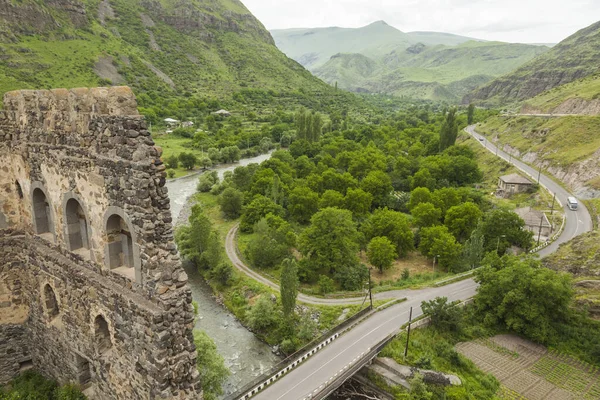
[179,152,197,170]
[318,275,336,294]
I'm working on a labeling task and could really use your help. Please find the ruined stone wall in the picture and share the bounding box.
[0,87,200,399]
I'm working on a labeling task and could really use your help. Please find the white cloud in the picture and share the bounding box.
[242,0,600,43]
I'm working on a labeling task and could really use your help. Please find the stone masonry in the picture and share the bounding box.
[0,87,201,399]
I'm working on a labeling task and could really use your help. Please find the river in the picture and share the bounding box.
[166,151,279,397]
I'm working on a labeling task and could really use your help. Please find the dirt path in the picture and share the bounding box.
[225,223,465,305]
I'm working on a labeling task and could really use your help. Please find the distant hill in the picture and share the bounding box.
[0,0,336,109]
[466,20,600,105]
[272,21,548,102]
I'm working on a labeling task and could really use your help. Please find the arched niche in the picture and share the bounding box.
[62,193,92,259]
[103,206,141,283]
[42,284,59,320]
[30,183,55,241]
[94,314,112,354]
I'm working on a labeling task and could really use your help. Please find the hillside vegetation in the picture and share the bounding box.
[0,0,346,115]
[272,21,548,102]
[521,73,600,115]
[476,115,600,195]
[466,20,600,106]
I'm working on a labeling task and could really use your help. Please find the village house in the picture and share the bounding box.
[515,207,552,239]
[498,173,533,197]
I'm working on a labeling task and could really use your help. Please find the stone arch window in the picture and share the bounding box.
[106,214,134,269]
[104,207,141,282]
[65,198,90,252]
[94,314,112,353]
[32,187,53,235]
[43,284,59,320]
[15,180,23,199]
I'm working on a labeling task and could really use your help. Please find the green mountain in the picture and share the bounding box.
[272,22,548,102]
[466,20,600,106]
[0,0,336,111]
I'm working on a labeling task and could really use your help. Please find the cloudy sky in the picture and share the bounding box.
[242,0,600,43]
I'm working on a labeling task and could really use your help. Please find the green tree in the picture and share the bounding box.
[408,187,433,210]
[360,170,393,208]
[210,262,233,286]
[288,186,319,224]
[207,147,221,163]
[367,236,396,273]
[444,202,483,242]
[419,225,462,270]
[480,208,534,254]
[246,218,290,269]
[218,187,244,219]
[280,258,299,318]
[179,152,197,170]
[411,202,442,228]
[197,171,219,192]
[439,107,458,152]
[199,156,212,170]
[344,188,373,217]
[247,296,280,331]
[421,296,462,332]
[194,330,230,400]
[362,208,414,257]
[467,103,475,125]
[409,373,433,400]
[165,154,179,169]
[175,205,212,264]
[319,189,345,209]
[431,187,461,217]
[463,225,485,269]
[474,258,574,343]
[299,208,360,274]
[240,195,284,232]
[318,275,336,294]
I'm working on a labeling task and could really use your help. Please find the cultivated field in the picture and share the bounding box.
[456,334,600,399]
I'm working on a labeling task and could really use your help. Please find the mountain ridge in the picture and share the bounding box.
[465,20,600,105]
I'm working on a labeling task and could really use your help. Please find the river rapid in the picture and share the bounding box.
[166,152,279,397]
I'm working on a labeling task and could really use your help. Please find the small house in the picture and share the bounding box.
[182,121,194,128]
[163,118,179,128]
[498,173,533,197]
[212,109,232,117]
[515,207,552,239]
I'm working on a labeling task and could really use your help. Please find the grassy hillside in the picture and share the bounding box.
[467,20,600,106]
[521,73,600,114]
[476,115,600,193]
[311,41,547,102]
[0,0,344,116]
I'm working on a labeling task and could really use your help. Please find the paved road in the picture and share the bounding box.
[465,125,592,257]
[251,279,478,400]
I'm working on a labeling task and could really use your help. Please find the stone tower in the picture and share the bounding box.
[0,87,200,398]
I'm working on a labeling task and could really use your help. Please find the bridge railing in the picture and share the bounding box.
[224,303,373,400]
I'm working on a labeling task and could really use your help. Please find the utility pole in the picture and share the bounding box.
[537,164,542,185]
[537,213,544,246]
[550,193,556,233]
[368,268,373,309]
[403,306,413,361]
[432,255,437,273]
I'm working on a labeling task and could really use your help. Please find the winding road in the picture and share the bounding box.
[227,124,594,400]
[465,125,592,257]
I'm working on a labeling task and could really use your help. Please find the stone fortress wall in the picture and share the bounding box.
[0,87,200,399]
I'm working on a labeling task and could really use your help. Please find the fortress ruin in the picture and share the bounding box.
[0,87,200,398]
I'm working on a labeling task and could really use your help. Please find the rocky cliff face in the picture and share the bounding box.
[466,20,600,105]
